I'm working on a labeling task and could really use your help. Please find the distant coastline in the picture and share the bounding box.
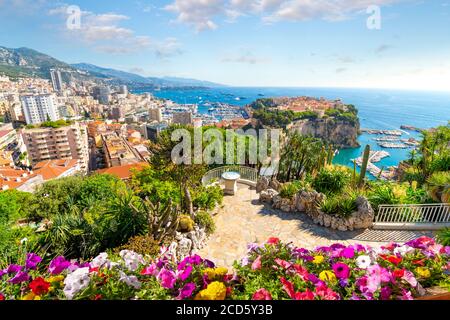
[133,86,449,175]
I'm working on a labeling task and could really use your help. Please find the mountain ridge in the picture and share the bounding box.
[0,46,224,88]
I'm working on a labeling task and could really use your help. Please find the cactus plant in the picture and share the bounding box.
[327,145,335,166]
[377,166,385,180]
[352,159,357,185]
[131,197,180,242]
[358,144,370,188]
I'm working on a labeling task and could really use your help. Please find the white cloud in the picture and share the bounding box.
[221,51,269,64]
[165,0,404,30]
[48,5,181,57]
[165,0,225,31]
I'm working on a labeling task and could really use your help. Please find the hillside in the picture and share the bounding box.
[0,46,75,79]
[0,46,224,88]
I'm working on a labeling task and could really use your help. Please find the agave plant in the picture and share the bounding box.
[426,171,450,203]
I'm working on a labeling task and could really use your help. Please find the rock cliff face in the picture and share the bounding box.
[289,118,360,148]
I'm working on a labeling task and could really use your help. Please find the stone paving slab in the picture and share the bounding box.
[197,184,432,269]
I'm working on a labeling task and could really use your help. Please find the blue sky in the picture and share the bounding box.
[0,0,450,90]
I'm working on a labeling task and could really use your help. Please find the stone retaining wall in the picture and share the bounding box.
[258,177,374,231]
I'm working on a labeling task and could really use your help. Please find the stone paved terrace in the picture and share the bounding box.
[197,183,433,269]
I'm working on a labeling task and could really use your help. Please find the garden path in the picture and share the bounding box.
[197,184,432,269]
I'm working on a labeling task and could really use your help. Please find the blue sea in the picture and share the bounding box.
[132,87,450,174]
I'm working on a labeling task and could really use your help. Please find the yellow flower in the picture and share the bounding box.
[194,281,227,300]
[47,275,65,283]
[416,267,431,279]
[214,267,228,278]
[319,270,337,283]
[22,292,36,300]
[22,292,41,300]
[312,255,325,264]
[204,268,216,280]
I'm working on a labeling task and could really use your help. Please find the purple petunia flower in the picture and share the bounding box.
[203,259,215,268]
[187,254,202,265]
[315,246,331,253]
[25,253,42,270]
[308,273,320,284]
[158,268,176,289]
[8,271,30,284]
[340,248,355,259]
[339,278,349,288]
[6,264,22,274]
[48,256,71,275]
[0,269,6,279]
[177,265,192,281]
[178,283,196,299]
[380,286,392,300]
[331,243,346,250]
[333,262,350,279]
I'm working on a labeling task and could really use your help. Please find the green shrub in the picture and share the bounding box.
[436,228,450,246]
[320,195,357,218]
[279,180,312,199]
[426,171,450,203]
[367,182,399,211]
[114,235,161,257]
[178,214,195,232]
[312,167,351,195]
[194,211,216,235]
[192,185,223,210]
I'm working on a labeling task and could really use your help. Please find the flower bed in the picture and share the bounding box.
[233,237,449,300]
[0,237,448,300]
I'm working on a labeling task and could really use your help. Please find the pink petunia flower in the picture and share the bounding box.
[252,288,272,300]
[251,255,262,270]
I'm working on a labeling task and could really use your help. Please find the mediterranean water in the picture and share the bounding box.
[133,87,450,174]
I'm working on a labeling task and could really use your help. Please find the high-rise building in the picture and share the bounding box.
[172,111,192,125]
[149,107,162,122]
[92,86,111,105]
[144,123,168,142]
[119,85,128,95]
[50,69,64,92]
[20,121,89,172]
[20,94,60,125]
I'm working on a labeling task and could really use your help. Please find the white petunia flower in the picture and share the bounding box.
[91,252,110,268]
[63,267,91,300]
[119,250,145,272]
[356,255,372,269]
[119,271,141,289]
[394,245,414,256]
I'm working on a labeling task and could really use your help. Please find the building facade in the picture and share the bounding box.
[50,69,63,92]
[20,121,89,172]
[149,107,163,122]
[172,111,192,125]
[20,94,60,125]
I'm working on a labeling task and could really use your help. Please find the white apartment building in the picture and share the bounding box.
[20,94,60,125]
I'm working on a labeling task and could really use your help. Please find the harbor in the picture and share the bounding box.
[353,150,393,180]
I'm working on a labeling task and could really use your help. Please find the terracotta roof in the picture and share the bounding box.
[33,159,79,180]
[0,167,35,190]
[96,162,148,180]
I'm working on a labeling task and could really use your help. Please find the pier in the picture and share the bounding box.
[354,150,391,180]
[361,129,403,136]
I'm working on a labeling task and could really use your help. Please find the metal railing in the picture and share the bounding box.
[202,165,259,186]
[374,203,450,226]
